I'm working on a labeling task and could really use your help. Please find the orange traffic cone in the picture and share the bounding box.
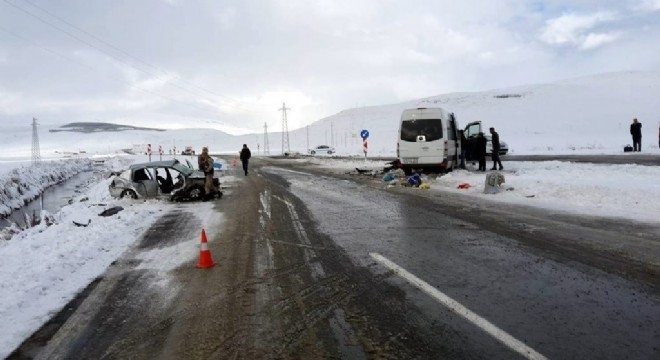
[196,229,217,269]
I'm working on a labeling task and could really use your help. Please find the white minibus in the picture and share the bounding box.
[396,107,462,175]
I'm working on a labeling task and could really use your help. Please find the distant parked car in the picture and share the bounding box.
[181,146,195,155]
[308,145,335,155]
[485,135,509,156]
[108,159,220,201]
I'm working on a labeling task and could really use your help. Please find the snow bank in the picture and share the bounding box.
[0,159,92,216]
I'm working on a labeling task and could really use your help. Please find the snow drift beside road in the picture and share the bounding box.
[0,159,92,217]
[305,157,660,224]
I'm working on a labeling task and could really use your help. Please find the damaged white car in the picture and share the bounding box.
[108,159,221,201]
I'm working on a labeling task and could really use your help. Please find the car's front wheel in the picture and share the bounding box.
[327,151,333,155]
[187,185,204,201]
[120,189,138,199]
[310,150,316,155]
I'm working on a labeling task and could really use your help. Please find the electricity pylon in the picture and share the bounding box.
[279,102,290,154]
[31,117,41,166]
[263,122,270,155]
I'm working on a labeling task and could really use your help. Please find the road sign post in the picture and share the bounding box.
[158,145,163,161]
[147,144,152,162]
[360,129,369,160]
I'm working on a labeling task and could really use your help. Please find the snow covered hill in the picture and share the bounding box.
[3,71,659,158]
[276,71,660,156]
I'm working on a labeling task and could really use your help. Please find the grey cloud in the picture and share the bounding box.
[0,0,659,134]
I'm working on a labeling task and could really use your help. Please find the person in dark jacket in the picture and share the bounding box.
[489,127,503,170]
[459,130,467,169]
[240,144,252,176]
[630,118,642,152]
[476,132,487,171]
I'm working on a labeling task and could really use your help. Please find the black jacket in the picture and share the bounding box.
[630,122,642,138]
[240,148,251,161]
[476,135,487,156]
[491,131,500,150]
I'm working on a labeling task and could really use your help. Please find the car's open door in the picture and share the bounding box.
[464,121,482,138]
[447,113,460,169]
[463,121,482,162]
[132,168,159,197]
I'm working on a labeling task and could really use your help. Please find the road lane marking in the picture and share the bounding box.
[369,253,547,360]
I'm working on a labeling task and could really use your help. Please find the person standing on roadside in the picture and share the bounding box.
[630,118,642,152]
[198,147,218,199]
[458,130,467,169]
[476,132,487,171]
[240,144,252,176]
[489,127,503,170]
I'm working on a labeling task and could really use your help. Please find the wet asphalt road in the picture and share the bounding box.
[10,157,660,359]
[261,164,660,359]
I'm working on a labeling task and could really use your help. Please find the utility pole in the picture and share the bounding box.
[330,120,334,147]
[263,122,270,155]
[279,102,291,154]
[31,117,41,166]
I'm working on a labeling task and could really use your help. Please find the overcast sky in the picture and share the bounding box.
[1,0,659,134]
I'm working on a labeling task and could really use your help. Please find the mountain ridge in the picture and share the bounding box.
[49,122,166,133]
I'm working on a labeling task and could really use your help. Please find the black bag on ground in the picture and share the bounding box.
[624,145,633,152]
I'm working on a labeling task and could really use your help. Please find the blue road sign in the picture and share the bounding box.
[360,129,369,139]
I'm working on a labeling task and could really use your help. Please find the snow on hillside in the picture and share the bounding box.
[278,71,660,156]
[2,71,659,158]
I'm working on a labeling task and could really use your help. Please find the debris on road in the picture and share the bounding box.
[73,219,91,227]
[407,174,422,187]
[98,206,124,217]
[484,172,506,194]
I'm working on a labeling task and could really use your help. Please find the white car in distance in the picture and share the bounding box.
[308,145,335,155]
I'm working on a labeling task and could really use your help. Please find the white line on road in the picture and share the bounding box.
[369,253,547,360]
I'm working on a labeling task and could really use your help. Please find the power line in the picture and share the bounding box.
[0,24,228,119]
[20,0,246,108]
[20,0,263,112]
[2,0,266,115]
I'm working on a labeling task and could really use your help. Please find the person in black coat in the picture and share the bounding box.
[630,118,642,152]
[489,127,503,170]
[459,130,467,169]
[239,144,252,176]
[476,132,487,171]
